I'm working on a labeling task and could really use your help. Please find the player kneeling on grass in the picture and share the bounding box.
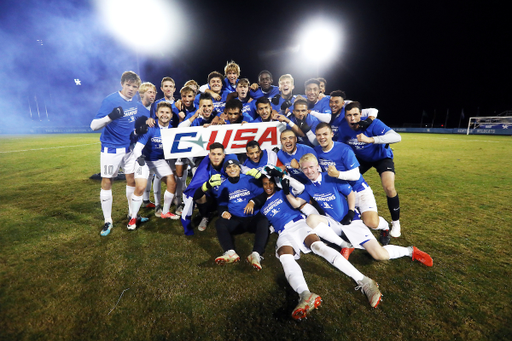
[247,176,382,320]
[211,159,269,270]
[129,102,180,230]
[284,153,432,266]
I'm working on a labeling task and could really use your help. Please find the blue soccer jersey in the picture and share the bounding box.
[193,91,228,114]
[314,141,367,192]
[261,190,303,234]
[277,144,317,183]
[217,174,263,217]
[243,149,277,172]
[299,173,352,221]
[94,92,143,149]
[150,98,179,127]
[338,119,394,162]
[287,114,321,147]
[270,95,296,114]
[135,124,173,161]
[309,96,331,119]
[250,85,279,100]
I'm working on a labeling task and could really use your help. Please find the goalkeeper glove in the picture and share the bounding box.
[202,174,222,192]
[136,155,146,166]
[246,168,262,179]
[297,119,311,133]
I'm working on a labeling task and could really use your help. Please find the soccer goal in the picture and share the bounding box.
[467,116,512,135]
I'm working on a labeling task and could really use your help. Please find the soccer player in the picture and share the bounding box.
[290,154,430,267]
[199,61,240,95]
[194,71,228,113]
[270,74,296,115]
[288,96,320,147]
[338,101,403,237]
[180,143,238,235]
[150,77,176,119]
[314,123,391,245]
[246,176,383,319]
[303,78,331,123]
[241,140,282,174]
[90,71,145,236]
[184,80,199,95]
[129,102,180,228]
[179,93,217,128]
[250,70,279,99]
[225,78,258,119]
[222,60,240,93]
[211,159,269,270]
[221,99,253,125]
[329,90,378,141]
[137,82,158,208]
[277,129,317,183]
[317,77,327,95]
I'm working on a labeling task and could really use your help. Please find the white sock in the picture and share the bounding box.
[310,241,364,282]
[143,174,153,201]
[374,216,390,230]
[279,254,309,294]
[153,177,162,206]
[126,186,135,216]
[130,194,143,219]
[314,222,352,248]
[383,245,413,259]
[100,189,113,223]
[163,190,175,214]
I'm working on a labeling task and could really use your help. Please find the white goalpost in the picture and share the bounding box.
[466,116,512,135]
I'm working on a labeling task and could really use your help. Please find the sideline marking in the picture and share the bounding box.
[0,142,99,154]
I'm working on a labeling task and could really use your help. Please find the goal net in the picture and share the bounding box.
[467,116,512,135]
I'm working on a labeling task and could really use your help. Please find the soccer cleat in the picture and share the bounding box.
[379,229,391,246]
[198,217,209,231]
[341,247,355,260]
[154,205,163,217]
[355,276,382,308]
[246,252,263,270]
[127,218,137,230]
[100,222,113,236]
[161,211,180,220]
[390,220,401,238]
[142,200,156,208]
[412,246,433,267]
[292,292,322,320]
[175,203,185,216]
[215,250,240,265]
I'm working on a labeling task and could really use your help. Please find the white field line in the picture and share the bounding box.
[0,142,100,154]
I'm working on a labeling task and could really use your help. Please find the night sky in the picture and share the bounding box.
[0,0,509,131]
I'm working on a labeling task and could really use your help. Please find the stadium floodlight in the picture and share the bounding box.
[94,0,186,57]
[298,18,342,75]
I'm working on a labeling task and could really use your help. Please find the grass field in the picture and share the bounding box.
[1,133,511,341]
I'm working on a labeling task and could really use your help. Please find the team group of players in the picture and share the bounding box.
[90,61,433,320]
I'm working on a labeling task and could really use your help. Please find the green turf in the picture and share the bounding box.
[1,133,511,340]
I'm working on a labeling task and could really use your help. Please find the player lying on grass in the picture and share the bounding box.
[210,159,269,270]
[246,176,383,320]
[282,153,433,266]
[128,102,180,230]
